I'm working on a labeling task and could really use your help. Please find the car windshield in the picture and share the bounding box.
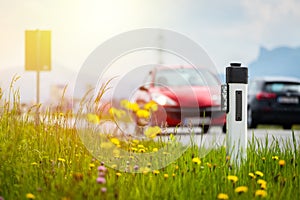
[154,68,219,87]
[265,82,300,93]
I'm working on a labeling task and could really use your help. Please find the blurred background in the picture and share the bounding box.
[1,0,300,110]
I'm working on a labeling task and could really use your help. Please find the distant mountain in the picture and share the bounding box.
[249,46,300,79]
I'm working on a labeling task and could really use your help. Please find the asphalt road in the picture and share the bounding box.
[159,126,300,150]
[73,119,300,152]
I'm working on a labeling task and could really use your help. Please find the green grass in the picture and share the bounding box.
[1,108,299,199]
[0,80,299,200]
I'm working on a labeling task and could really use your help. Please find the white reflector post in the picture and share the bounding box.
[226,63,248,165]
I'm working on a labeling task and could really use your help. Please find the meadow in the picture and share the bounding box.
[0,81,299,200]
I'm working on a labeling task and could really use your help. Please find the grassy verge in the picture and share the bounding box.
[0,79,299,200]
[0,107,299,200]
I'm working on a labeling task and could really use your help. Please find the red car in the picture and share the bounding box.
[133,66,226,133]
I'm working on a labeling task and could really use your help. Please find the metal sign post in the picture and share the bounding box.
[222,63,248,165]
[25,30,51,124]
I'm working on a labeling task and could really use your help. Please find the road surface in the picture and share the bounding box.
[160,126,300,150]
[69,117,300,152]
[94,121,300,149]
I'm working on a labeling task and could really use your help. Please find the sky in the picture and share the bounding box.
[1,0,300,102]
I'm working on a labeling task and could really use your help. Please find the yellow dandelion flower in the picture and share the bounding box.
[89,163,95,168]
[175,165,179,170]
[26,193,35,199]
[136,109,150,119]
[217,193,229,200]
[272,156,279,160]
[138,148,146,153]
[227,175,238,183]
[144,126,161,139]
[260,183,267,190]
[109,107,126,119]
[248,172,256,179]
[58,158,65,162]
[143,170,149,175]
[279,159,286,167]
[153,170,160,175]
[192,157,201,165]
[255,171,264,177]
[121,100,139,112]
[261,157,266,161]
[131,147,138,152]
[172,173,176,177]
[257,179,267,185]
[116,172,122,177]
[257,179,267,190]
[110,138,120,145]
[31,162,38,166]
[132,139,139,144]
[130,103,140,112]
[140,167,151,174]
[144,100,158,112]
[137,144,145,148]
[152,148,158,152]
[255,190,267,198]
[235,186,248,194]
[111,164,117,169]
[164,174,169,178]
[87,113,100,124]
[207,163,212,168]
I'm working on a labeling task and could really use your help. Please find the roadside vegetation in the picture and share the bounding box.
[0,78,299,200]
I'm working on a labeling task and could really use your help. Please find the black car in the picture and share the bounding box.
[248,76,300,129]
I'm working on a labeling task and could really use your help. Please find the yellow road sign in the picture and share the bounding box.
[25,30,51,71]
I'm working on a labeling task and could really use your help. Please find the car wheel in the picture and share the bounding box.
[202,125,210,134]
[283,124,292,130]
[222,123,226,134]
[247,107,257,129]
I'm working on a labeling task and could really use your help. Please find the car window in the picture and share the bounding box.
[264,82,300,93]
[154,68,219,87]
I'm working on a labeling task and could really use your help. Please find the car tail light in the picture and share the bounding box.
[256,92,277,100]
